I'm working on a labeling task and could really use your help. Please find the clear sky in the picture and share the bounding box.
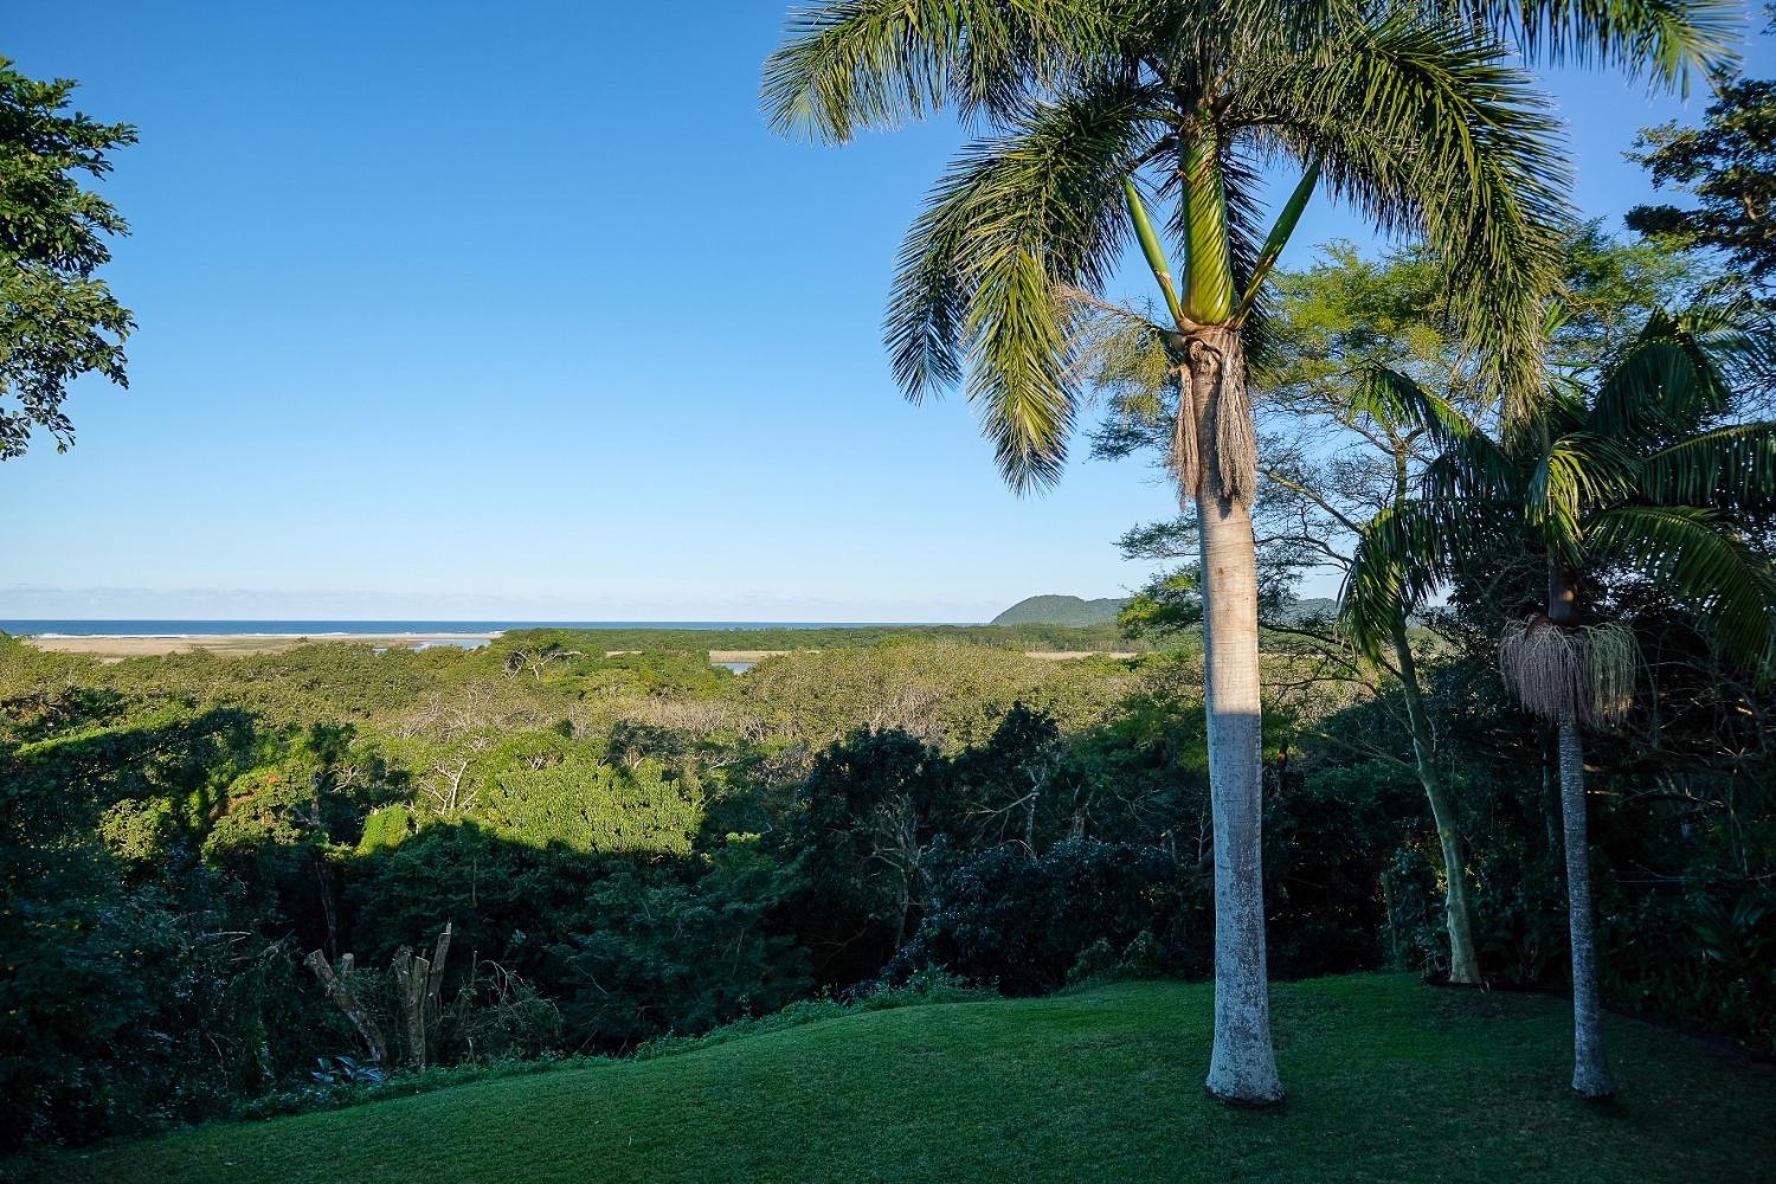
[4,2,1771,622]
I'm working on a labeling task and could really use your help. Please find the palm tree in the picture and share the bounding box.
[1083,253,1495,985]
[764,0,1738,1106]
[1342,303,1776,1097]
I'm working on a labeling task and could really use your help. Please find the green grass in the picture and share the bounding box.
[51,974,1775,1183]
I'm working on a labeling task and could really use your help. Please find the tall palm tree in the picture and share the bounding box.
[764,0,1738,1105]
[1342,303,1776,1097]
[1079,254,1495,985]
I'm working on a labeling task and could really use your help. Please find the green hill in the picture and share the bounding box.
[992,594,1129,626]
[52,975,1773,1184]
[1270,595,1337,624]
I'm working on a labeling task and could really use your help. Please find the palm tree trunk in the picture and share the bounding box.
[1556,713,1615,1099]
[1191,324,1283,1106]
[1390,623,1481,984]
[1547,559,1614,1099]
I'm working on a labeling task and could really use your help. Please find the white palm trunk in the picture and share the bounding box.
[1557,713,1615,1099]
[1193,327,1283,1105]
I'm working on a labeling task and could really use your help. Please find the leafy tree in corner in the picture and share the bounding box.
[1628,80,1776,288]
[0,58,136,460]
[763,0,1735,1109]
[1626,5,1775,291]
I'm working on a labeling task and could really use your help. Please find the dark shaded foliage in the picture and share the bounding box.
[907,837,1197,995]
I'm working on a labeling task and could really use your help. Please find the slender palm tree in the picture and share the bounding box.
[764,0,1738,1105]
[1342,303,1776,1097]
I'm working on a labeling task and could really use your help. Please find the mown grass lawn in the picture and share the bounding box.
[49,974,1776,1183]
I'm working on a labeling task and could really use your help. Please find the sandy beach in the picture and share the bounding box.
[20,637,1142,663]
[24,633,498,659]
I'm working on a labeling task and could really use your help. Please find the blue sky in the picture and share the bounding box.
[4,2,1771,622]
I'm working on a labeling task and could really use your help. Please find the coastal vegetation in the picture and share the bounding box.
[4,566,1773,1172]
[3,3,1776,1181]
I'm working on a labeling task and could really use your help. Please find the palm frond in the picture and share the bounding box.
[1236,154,1321,323]
[888,171,977,398]
[965,254,1080,488]
[1339,494,1504,657]
[1640,423,1776,511]
[1123,177,1186,328]
[1422,427,1519,506]
[885,76,1156,488]
[1524,431,1639,560]
[761,0,1107,142]
[1442,0,1743,93]
[1586,504,1776,657]
[1588,310,1737,437]
[1351,364,1484,445]
[1236,14,1570,422]
[1680,300,1776,384]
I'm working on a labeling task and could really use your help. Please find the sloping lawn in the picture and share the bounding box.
[49,974,1776,1183]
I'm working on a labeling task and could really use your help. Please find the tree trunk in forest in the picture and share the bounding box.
[1390,623,1481,984]
[1189,325,1283,1106]
[1557,713,1615,1099]
[1546,558,1614,1099]
[303,949,388,1066]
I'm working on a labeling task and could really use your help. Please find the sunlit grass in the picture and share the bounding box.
[54,973,1775,1183]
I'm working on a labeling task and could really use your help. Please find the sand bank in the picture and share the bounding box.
[24,633,496,659]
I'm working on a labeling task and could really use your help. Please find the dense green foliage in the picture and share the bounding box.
[5,606,1771,1162]
[0,631,1381,1153]
[495,621,1147,656]
[51,976,1776,1184]
[0,634,1166,1153]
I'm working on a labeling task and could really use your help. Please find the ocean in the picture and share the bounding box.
[0,620,896,637]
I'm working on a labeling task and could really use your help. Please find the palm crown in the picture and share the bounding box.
[1342,303,1776,672]
[764,0,1739,492]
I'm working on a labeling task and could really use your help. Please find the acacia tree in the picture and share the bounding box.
[0,58,136,460]
[764,0,1735,1105]
[1343,303,1776,1097]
